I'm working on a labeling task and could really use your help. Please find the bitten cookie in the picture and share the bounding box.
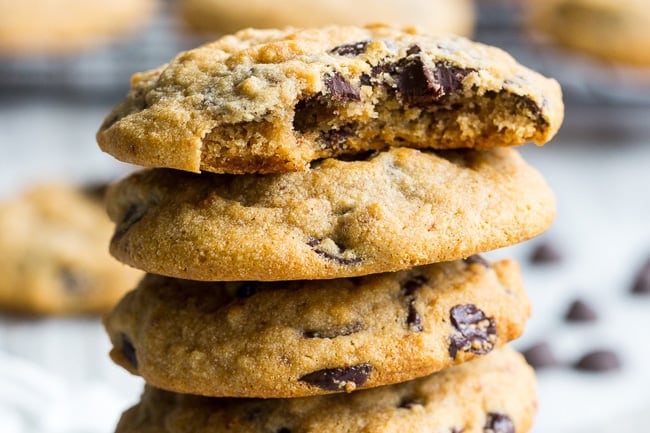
[115,347,537,433]
[105,257,529,398]
[97,24,563,174]
[107,147,555,281]
[179,0,475,37]
[527,0,650,66]
[0,184,141,315]
[0,0,155,55]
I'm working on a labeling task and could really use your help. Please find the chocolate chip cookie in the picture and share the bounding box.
[179,0,475,38]
[106,147,555,281]
[115,347,536,433]
[105,257,529,398]
[0,184,142,315]
[97,24,563,174]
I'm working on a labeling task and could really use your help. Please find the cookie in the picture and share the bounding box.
[106,147,555,281]
[0,0,155,55]
[105,257,529,398]
[527,0,650,66]
[97,24,563,174]
[179,0,475,38]
[0,184,142,315]
[115,347,537,433]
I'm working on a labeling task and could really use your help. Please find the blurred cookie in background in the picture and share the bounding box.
[526,0,650,67]
[178,0,475,37]
[0,0,157,55]
[0,184,141,315]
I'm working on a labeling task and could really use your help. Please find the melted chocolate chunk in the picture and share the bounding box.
[398,396,424,408]
[463,255,491,268]
[529,241,562,265]
[522,341,560,369]
[299,363,371,390]
[397,59,472,106]
[329,40,370,56]
[631,258,650,295]
[112,203,146,241]
[448,304,496,358]
[484,413,514,433]
[401,275,428,332]
[120,334,138,369]
[307,237,362,265]
[235,282,260,298]
[303,322,363,339]
[325,72,360,101]
[574,350,622,372]
[565,299,598,322]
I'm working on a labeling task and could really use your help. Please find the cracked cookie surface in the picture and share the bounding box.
[115,347,537,433]
[105,258,529,398]
[106,147,555,281]
[97,24,563,174]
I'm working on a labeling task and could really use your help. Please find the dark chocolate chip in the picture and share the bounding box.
[329,40,370,56]
[631,258,650,295]
[325,72,360,101]
[401,275,428,296]
[432,62,472,95]
[276,428,291,433]
[522,341,560,369]
[59,267,88,295]
[448,304,496,359]
[574,349,622,372]
[120,334,138,369]
[398,396,424,408]
[406,301,423,332]
[529,242,562,265]
[565,299,598,322]
[321,124,355,149]
[406,45,422,55]
[401,275,428,332]
[397,59,471,106]
[235,282,260,298]
[307,237,362,265]
[299,363,371,391]
[463,255,491,268]
[484,413,514,433]
[112,204,146,241]
[371,63,396,79]
[303,322,363,339]
[516,95,542,118]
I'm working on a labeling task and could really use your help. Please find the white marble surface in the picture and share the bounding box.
[0,99,649,433]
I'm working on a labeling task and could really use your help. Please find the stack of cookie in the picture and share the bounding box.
[96,25,563,433]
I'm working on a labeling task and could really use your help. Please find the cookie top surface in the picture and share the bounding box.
[0,184,142,315]
[105,257,529,398]
[107,147,555,281]
[180,0,475,37]
[115,347,537,433]
[97,24,563,174]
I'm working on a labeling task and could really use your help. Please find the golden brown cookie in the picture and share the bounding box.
[97,24,563,174]
[115,347,537,433]
[0,184,142,315]
[105,257,529,398]
[106,147,555,281]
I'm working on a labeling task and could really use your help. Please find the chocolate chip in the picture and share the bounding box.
[59,267,88,294]
[574,350,622,372]
[235,282,260,298]
[631,258,650,295]
[463,255,491,268]
[522,341,559,369]
[276,428,291,433]
[484,413,514,433]
[401,275,428,332]
[120,334,138,369]
[325,72,360,102]
[448,304,496,359]
[565,299,598,322]
[329,40,370,56]
[321,124,355,149]
[299,363,371,391]
[516,95,543,120]
[432,62,472,95]
[529,242,562,265]
[112,204,146,241]
[398,396,424,408]
[303,322,363,339]
[307,237,361,265]
[406,45,422,56]
[397,59,471,106]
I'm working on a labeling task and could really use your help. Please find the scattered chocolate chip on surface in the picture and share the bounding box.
[631,258,650,295]
[565,298,598,322]
[574,349,622,372]
[299,364,371,391]
[529,241,563,265]
[522,341,560,369]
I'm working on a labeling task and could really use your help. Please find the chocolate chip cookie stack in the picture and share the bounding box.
[96,25,563,433]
